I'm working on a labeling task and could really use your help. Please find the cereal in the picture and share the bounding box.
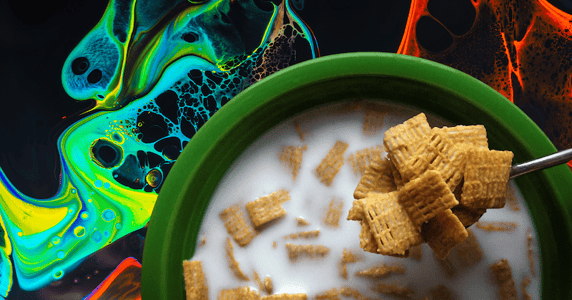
[353,156,397,199]
[450,204,486,228]
[285,244,330,261]
[435,253,456,278]
[323,198,344,228]
[506,184,520,211]
[354,263,406,278]
[421,209,468,260]
[225,238,249,281]
[476,221,517,232]
[246,189,290,228]
[430,285,455,300]
[264,276,273,294]
[527,229,535,276]
[315,288,340,300]
[218,286,260,300]
[315,140,349,186]
[294,120,305,141]
[182,260,208,300]
[372,283,414,298]
[461,148,514,209]
[260,294,307,300]
[384,113,432,171]
[283,230,320,240]
[522,276,532,300]
[339,249,362,279]
[219,204,256,247]
[434,125,488,148]
[397,129,467,189]
[340,287,370,300]
[279,145,307,181]
[362,192,423,255]
[347,145,384,177]
[397,170,459,230]
[490,259,517,300]
[452,229,482,267]
[295,217,310,226]
[363,103,387,136]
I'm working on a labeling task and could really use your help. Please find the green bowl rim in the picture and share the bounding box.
[142,52,572,300]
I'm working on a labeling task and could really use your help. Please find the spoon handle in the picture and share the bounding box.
[510,148,572,179]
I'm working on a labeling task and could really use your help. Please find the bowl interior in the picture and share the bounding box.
[142,53,572,300]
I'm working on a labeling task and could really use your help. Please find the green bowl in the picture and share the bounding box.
[141,52,572,299]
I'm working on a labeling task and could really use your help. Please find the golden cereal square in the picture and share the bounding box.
[315,141,349,186]
[323,198,344,228]
[490,259,518,300]
[218,286,260,300]
[182,260,208,300]
[246,189,290,228]
[353,156,397,199]
[398,129,467,188]
[363,192,423,255]
[397,170,459,229]
[421,209,468,260]
[461,148,514,209]
[451,204,486,228]
[453,229,483,267]
[383,113,432,170]
[279,145,307,181]
[355,263,406,278]
[285,244,330,261]
[219,204,256,247]
[347,145,384,177]
[363,103,387,136]
[434,125,488,148]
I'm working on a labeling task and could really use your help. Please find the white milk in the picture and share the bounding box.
[189,102,541,299]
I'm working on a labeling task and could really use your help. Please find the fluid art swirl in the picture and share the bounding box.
[0,0,317,293]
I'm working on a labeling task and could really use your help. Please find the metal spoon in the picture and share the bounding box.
[509,148,572,179]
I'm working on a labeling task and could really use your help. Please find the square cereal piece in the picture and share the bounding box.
[219,204,256,247]
[182,260,208,300]
[397,170,459,229]
[461,148,514,209]
[323,198,344,228]
[261,294,307,300]
[347,145,384,177]
[285,244,330,261]
[453,229,483,267]
[434,125,488,148]
[398,129,467,188]
[315,140,349,186]
[353,156,397,199]
[451,204,486,228]
[355,263,406,278]
[490,259,518,300]
[279,145,307,181]
[421,209,468,260]
[363,102,388,136]
[219,286,260,300]
[246,189,290,228]
[363,192,423,255]
[383,113,432,171]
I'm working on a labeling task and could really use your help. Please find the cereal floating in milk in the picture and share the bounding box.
[184,103,540,299]
[476,221,518,232]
